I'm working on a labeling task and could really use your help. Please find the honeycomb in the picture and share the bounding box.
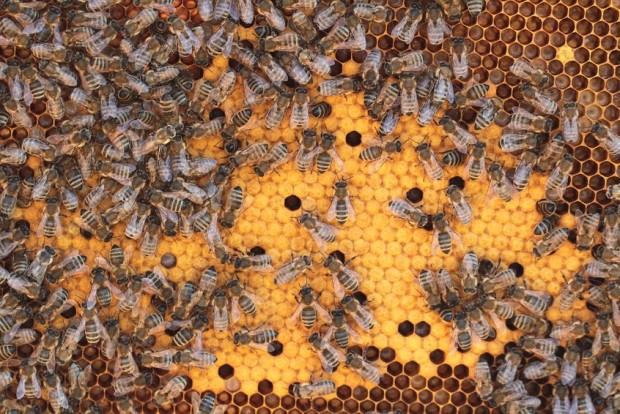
[0,0,618,413]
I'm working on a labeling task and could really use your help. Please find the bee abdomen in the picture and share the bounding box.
[239,296,256,315]
[301,306,317,329]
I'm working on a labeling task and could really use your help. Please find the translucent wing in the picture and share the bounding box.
[332,273,346,299]
[86,285,98,310]
[287,302,304,326]
[368,152,389,173]
[391,15,409,38]
[314,302,332,323]
[326,197,338,223]
[328,148,345,171]
[230,296,241,323]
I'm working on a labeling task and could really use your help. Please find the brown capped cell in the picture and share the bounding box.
[394,374,410,390]
[509,14,525,30]
[442,405,458,414]
[409,374,426,391]
[312,397,327,411]
[600,161,616,177]
[353,386,368,401]
[458,407,473,414]
[370,22,385,37]
[273,409,286,414]
[249,394,263,408]
[234,392,248,406]
[264,394,279,408]
[369,387,384,402]
[575,146,592,161]
[435,390,450,405]
[569,5,585,20]
[604,104,620,121]
[358,400,374,413]
[296,398,311,411]
[281,395,295,409]
[589,176,605,191]
[335,49,351,63]
[380,374,394,389]
[428,376,443,392]
[564,187,578,203]
[572,76,588,91]
[526,16,542,31]
[419,389,433,404]
[508,43,523,59]
[218,364,235,380]
[344,399,359,413]
[525,45,540,59]
[467,392,483,407]
[411,402,425,414]
[257,380,273,395]
[460,379,476,394]
[387,361,403,376]
[89,386,104,401]
[591,49,607,64]
[385,387,400,402]
[579,188,596,203]
[84,345,99,361]
[519,2,534,16]
[504,0,518,15]
[328,398,343,413]
[599,63,614,78]
[337,385,352,400]
[469,26,484,41]
[586,105,603,121]
[534,31,549,47]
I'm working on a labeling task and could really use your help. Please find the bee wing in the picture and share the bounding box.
[327,148,345,171]
[610,329,620,352]
[345,196,356,222]
[36,211,49,238]
[591,329,602,356]
[351,308,376,332]
[612,301,620,327]
[23,82,34,107]
[243,289,265,305]
[332,273,346,299]
[486,180,500,203]
[316,349,337,373]
[108,282,125,301]
[431,228,440,255]
[287,302,304,326]
[326,196,338,223]
[230,296,241,323]
[16,374,26,399]
[368,152,389,174]
[314,302,332,323]
[46,349,57,373]
[390,15,409,38]
[94,256,114,272]
[192,331,204,353]
[86,285,98,310]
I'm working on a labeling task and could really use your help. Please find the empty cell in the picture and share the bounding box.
[591,49,608,64]
[352,386,368,401]
[337,385,352,400]
[234,392,249,406]
[444,378,460,392]
[563,187,579,202]
[437,364,453,378]
[265,394,279,408]
[501,29,517,44]
[510,15,526,30]
[482,55,498,70]
[575,146,592,161]
[579,188,596,203]
[377,35,393,51]
[386,387,400,402]
[586,5,602,21]
[411,402,425,414]
[586,105,602,120]
[555,74,570,89]
[590,175,606,190]
[604,105,619,121]
[572,75,588,90]
[335,49,351,63]
[494,13,509,28]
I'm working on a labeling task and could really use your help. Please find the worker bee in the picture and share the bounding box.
[289,285,331,329]
[592,313,619,356]
[453,312,472,352]
[545,153,574,200]
[399,73,419,116]
[415,142,443,181]
[265,89,292,129]
[346,352,381,385]
[341,294,375,332]
[558,273,586,311]
[533,226,570,258]
[290,378,336,399]
[275,255,312,286]
[310,102,332,119]
[360,137,404,173]
[498,131,542,154]
[16,362,41,400]
[509,58,550,87]
[172,314,209,348]
[509,107,554,133]
[445,185,473,225]
[461,141,487,181]
[327,179,355,225]
[448,37,470,79]
[591,121,620,157]
[607,184,620,201]
[520,82,559,115]
[86,267,125,309]
[559,101,580,144]
[227,278,263,322]
[142,266,176,305]
[391,2,423,43]
[518,335,559,359]
[474,98,501,130]
[440,117,477,154]
[384,50,426,75]
[496,347,522,385]
[308,332,344,373]
[233,250,273,272]
[602,206,620,250]
[318,77,362,96]
[31,328,60,373]
[298,212,337,251]
[513,150,538,192]
[433,213,462,254]
[323,254,361,299]
[218,186,245,229]
[256,51,288,85]
[112,373,153,398]
[368,82,400,121]
[153,375,190,408]
[574,210,601,251]
[558,345,580,387]
[550,320,590,343]
[506,285,552,316]
[295,129,319,172]
[474,358,493,400]
[289,10,318,43]
[488,162,518,202]
[298,49,334,76]
[254,142,289,177]
[204,215,232,265]
[361,49,382,90]
[326,308,360,348]
[427,2,451,45]
[279,53,312,85]
[590,358,616,398]
[387,198,429,228]
[571,380,595,414]
[233,326,279,352]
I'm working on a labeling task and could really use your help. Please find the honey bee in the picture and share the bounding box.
[16,362,41,400]
[368,82,400,120]
[290,378,336,399]
[289,285,331,329]
[533,226,570,258]
[519,83,558,115]
[257,51,288,85]
[391,2,422,43]
[254,142,290,177]
[298,212,337,251]
[591,121,620,157]
[473,358,493,401]
[345,352,381,385]
[602,206,620,250]
[203,215,231,265]
[510,107,554,133]
[487,162,518,202]
[387,197,429,228]
[265,89,292,129]
[142,266,176,305]
[233,326,279,352]
[559,345,580,386]
[574,210,601,251]
[211,289,229,332]
[279,53,312,85]
[326,308,360,348]
[153,375,189,408]
[592,313,619,356]
[518,335,559,359]
[298,49,334,77]
[384,50,426,76]
[549,320,589,343]
[558,273,586,311]
[86,267,125,309]
[508,57,549,86]
[427,2,451,45]
[445,185,473,225]
[506,285,552,316]
[571,380,595,414]
[275,255,312,286]
[545,153,573,201]
[118,276,144,318]
[513,150,538,192]
[361,49,382,90]
[360,136,404,173]
[496,347,522,385]
[31,328,60,372]
[287,87,311,130]
[4,99,33,128]
[227,278,263,323]
[112,373,153,398]
[498,131,541,154]
[341,294,375,332]
[191,391,228,414]
[173,314,209,348]
[290,10,318,43]
[36,287,75,324]
[328,179,355,225]
[453,312,473,352]
[316,132,344,174]
[295,129,319,172]
[318,77,362,96]
[308,332,344,373]
[590,358,616,398]
[414,142,443,181]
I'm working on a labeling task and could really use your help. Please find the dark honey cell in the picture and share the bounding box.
[84,346,99,361]
[380,347,396,363]
[467,392,483,407]
[352,386,368,401]
[428,376,443,391]
[365,346,380,361]
[437,364,453,378]
[411,375,426,390]
[249,394,263,408]
[394,374,410,390]
[460,379,476,393]
[385,387,400,402]
[458,407,473,414]
[258,380,273,395]
[218,364,235,380]
[369,387,384,402]
[337,385,351,400]
[398,320,415,336]
[234,392,248,406]
[360,400,375,413]
[257,408,270,414]
[404,360,420,376]
[344,399,359,413]
[430,349,446,364]
[328,398,343,413]
[410,402,425,414]
[376,401,392,413]
[281,395,295,410]
[218,391,232,405]
[346,131,362,147]
[445,378,459,393]
[296,398,311,411]
[264,394,279,408]
[387,361,403,376]
[414,321,431,337]
[312,397,327,411]
[379,373,394,389]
